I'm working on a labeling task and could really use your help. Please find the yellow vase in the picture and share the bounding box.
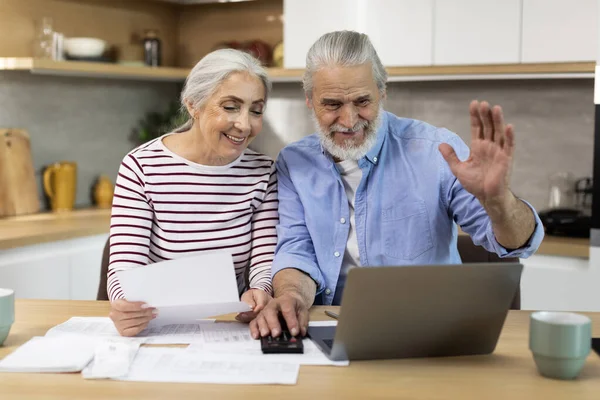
[43,161,77,212]
[94,175,114,209]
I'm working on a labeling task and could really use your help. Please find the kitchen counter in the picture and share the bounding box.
[0,208,591,258]
[536,234,590,259]
[0,208,110,250]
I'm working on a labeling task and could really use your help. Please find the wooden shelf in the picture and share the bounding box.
[0,58,188,82]
[0,58,594,83]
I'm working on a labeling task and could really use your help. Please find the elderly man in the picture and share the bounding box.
[250,31,544,339]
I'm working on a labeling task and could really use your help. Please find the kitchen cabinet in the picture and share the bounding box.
[283,0,433,68]
[0,252,70,300]
[433,0,521,65]
[283,0,358,69]
[521,254,600,312]
[0,234,107,300]
[521,0,598,63]
[363,0,433,67]
[68,238,106,300]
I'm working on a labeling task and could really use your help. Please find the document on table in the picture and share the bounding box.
[187,322,349,367]
[117,347,299,385]
[115,251,250,327]
[46,317,216,344]
[0,336,97,373]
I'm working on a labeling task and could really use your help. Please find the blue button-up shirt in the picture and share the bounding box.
[272,111,544,305]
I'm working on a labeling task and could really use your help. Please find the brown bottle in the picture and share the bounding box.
[143,29,161,67]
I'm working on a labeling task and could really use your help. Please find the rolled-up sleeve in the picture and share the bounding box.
[441,130,544,258]
[272,152,326,293]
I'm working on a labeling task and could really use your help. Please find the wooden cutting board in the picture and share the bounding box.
[0,129,41,217]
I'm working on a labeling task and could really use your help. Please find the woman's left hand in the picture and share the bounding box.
[236,289,273,323]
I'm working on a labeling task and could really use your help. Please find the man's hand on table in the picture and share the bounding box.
[249,293,309,339]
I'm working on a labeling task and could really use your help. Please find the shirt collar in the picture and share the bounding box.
[364,111,388,165]
[320,111,389,165]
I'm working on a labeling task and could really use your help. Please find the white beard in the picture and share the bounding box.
[313,106,383,161]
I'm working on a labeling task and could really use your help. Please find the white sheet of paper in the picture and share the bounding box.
[118,347,299,385]
[187,339,348,366]
[82,340,142,379]
[0,336,96,373]
[147,302,249,328]
[186,322,348,366]
[115,252,250,326]
[45,317,218,344]
[116,252,239,306]
[45,317,120,337]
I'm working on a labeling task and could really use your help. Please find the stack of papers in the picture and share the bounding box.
[0,251,346,384]
[0,319,344,384]
[0,336,96,373]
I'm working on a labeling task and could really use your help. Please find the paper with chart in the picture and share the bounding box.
[117,347,299,385]
[115,251,250,327]
[187,322,349,367]
[46,316,223,344]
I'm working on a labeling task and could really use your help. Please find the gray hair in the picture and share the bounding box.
[174,49,272,133]
[303,31,387,98]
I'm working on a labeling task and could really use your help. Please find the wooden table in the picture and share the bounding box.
[1,300,599,399]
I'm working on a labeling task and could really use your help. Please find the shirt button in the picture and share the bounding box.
[334,251,341,257]
[325,289,332,295]
[373,157,378,163]
[340,217,346,224]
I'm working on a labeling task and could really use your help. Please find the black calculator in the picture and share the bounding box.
[260,316,304,354]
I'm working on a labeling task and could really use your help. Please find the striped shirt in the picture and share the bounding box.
[107,135,278,301]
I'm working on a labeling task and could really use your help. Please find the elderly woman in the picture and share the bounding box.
[107,49,277,336]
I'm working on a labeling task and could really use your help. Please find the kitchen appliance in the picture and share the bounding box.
[539,175,592,238]
[43,161,77,212]
[0,129,41,217]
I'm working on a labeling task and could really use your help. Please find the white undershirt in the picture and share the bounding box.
[334,160,363,302]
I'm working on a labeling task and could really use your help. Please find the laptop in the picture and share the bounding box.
[308,262,523,361]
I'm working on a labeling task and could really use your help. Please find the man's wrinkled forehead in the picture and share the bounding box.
[311,64,379,99]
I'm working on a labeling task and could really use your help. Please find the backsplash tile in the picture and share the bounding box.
[257,79,594,212]
[0,71,179,210]
[0,72,592,213]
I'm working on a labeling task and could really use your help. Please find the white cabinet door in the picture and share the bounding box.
[434,0,521,65]
[283,0,433,68]
[69,235,107,300]
[283,0,358,69]
[0,248,70,300]
[363,0,433,67]
[521,0,597,63]
[0,234,107,300]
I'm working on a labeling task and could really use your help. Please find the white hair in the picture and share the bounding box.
[174,49,272,132]
[303,30,387,98]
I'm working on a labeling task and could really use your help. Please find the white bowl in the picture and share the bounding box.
[64,37,107,58]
